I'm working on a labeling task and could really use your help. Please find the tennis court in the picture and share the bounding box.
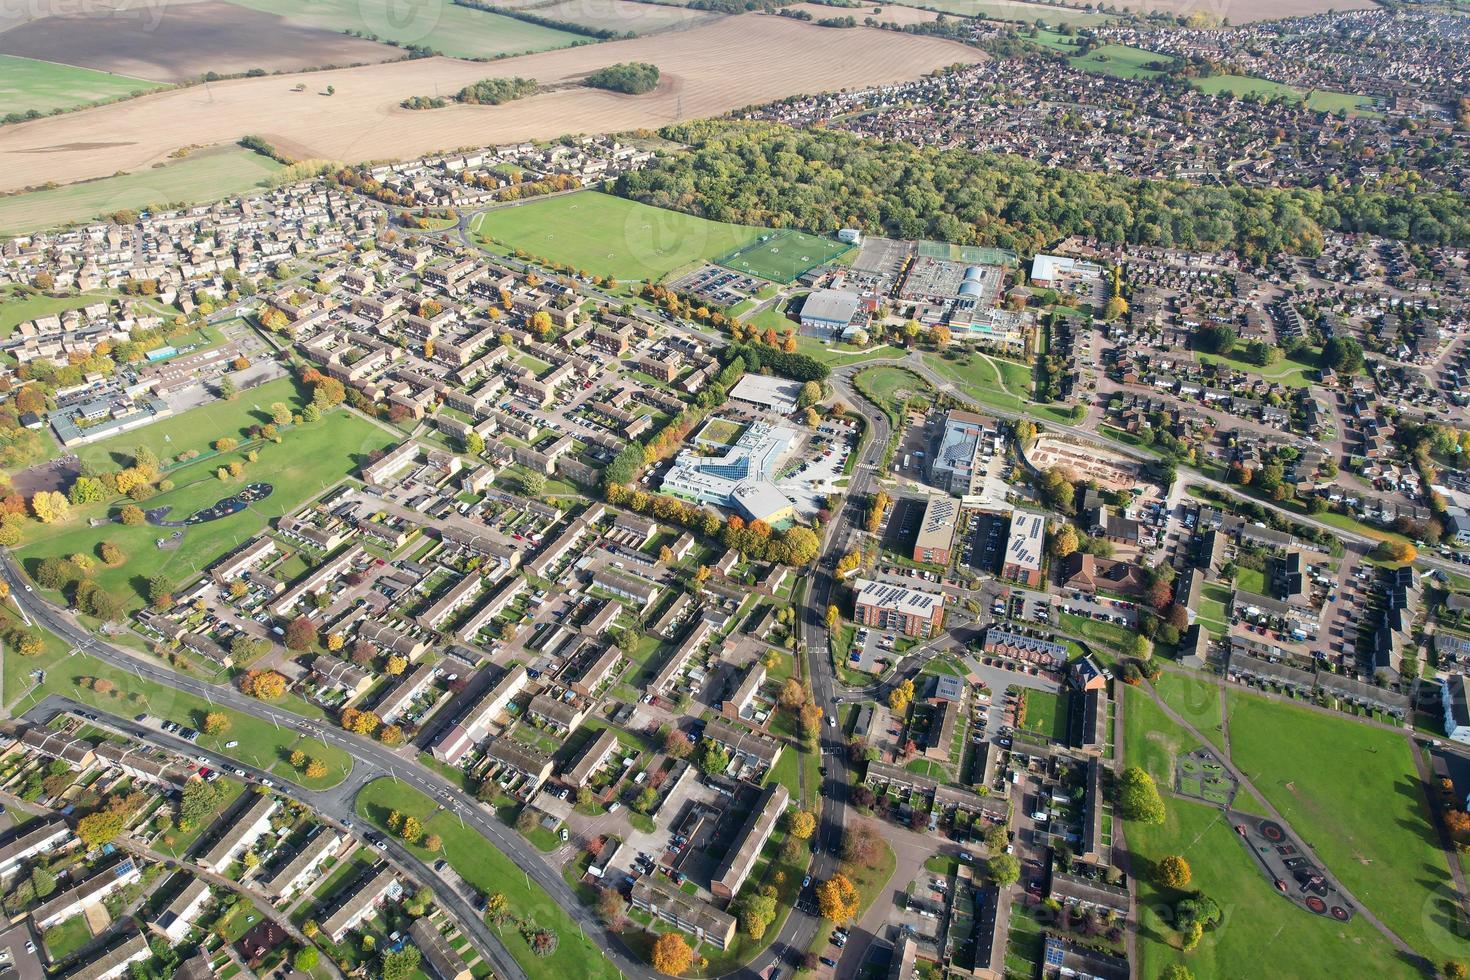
[716,229,854,283]
[916,240,1019,266]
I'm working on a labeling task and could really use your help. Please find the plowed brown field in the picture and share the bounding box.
[0,15,981,193]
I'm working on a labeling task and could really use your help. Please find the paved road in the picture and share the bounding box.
[0,555,654,980]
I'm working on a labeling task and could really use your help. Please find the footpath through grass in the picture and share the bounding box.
[355,778,621,980]
[1225,692,1465,961]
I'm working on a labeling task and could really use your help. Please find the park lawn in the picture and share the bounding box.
[793,337,895,367]
[1122,685,1198,789]
[1225,692,1466,962]
[42,914,93,960]
[1188,74,1372,113]
[355,778,621,980]
[225,0,581,58]
[854,366,932,412]
[1127,795,1410,980]
[17,406,398,610]
[1195,347,1320,388]
[1151,671,1225,751]
[0,147,283,236]
[0,54,161,117]
[74,375,309,471]
[923,351,1034,413]
[1068,44,1170,80]
[471,192,761,282]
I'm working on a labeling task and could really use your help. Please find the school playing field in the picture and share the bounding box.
[715,229,853,284]
[471,191,763,281]
[0,147,283,236]
[0,54,162,117]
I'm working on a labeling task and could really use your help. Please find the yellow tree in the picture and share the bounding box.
[651,933,692,975]
[815,874,860,924]
[788,810,816,840]
[888,678,914,716]
[31,491,69,524]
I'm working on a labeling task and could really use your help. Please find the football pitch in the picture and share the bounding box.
[471,191,762,282]
[716,229,854,283]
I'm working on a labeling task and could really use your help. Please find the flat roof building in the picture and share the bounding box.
[853,578,944,638]
[913,495,958,566]
[711,784,789,899]
[1002,512,1046,587]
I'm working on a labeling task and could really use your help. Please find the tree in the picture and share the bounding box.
[294,948,319,972]
[815,874,860,924]
[797,380,822,409]
[120,504,145,526]
[305,760,328,779]
[663,729,692,759]
[241,669,287,700]
[988,853,1020,887]
[888,678,915,715]
[1117,766,1166,824]
[386,654,408,675]
[423,833,443,852]
[1160,966,1195,980]
[485,892,509,923]
[1444,962,1468,980]
[651,932,692,975]
[31,491,69,524]
[465,431,485,456]
[378,725,404,747]
[203,711,231,735]
[1155,854,1191,889]
[68,477,104,506]
[1050,524,1079,558]
[99,541,124,566]
[788,809,816,840]
[522,471,546,496]
[284,615,317,651]
[735,890,778,939]
[382,948,421,980]
[270,401,293,425]
[77,809,124,849]
[597,886,628,930]
[698,739,731,775]
[1321,336,1364,374]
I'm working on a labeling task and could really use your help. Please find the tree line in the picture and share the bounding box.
[613,121,1470,259]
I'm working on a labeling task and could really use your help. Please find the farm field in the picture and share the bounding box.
[225,0,584,60]
[781,2,943,23]
[0,3,397,84]
[1070,0,1375,20]
[532,0,725,33]
[716,229,853,283]
[0,16,983,193]
[891,0,1112,24]
[1225,692,1465,961]
[0,54,161,116]
[0,146,283,236]
[472,191,761,281]
[1127,796,1409,980]
[17,404,398,611]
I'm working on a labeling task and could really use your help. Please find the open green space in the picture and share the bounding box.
[0,54,161,118]
[0,147,284,236]
[792,337,895,366]
[1127,794,1409,980]
[854,365,931,411]
[715,229,852,284]
[225,0,582,58]
[471,192,761,282]
[1068,43,1169,79]
[1188,74,1371,112]
[1019,688,1068,741]
[922,352,1075,424]
[1226,692,1464,961]
[1195,347,1321,388]
[1197,584,1231,637]
[1151,671,1225,751]
[9,637,351,788]
[355,778,620,980]
[18,403,398,611]
[0,287,125,339]
[1122,685,1198,788]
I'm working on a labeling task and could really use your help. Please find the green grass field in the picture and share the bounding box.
[793,336,896,366]
[42,915,93,960]
[1226,692,1466,961]
[1189,75,1372,112]
[0,287,124,339]
[0,54,162,117]
[1019,688,1068,741]
[922,352,1077,424]
[75,375,305,471]
[356,778,621,980]
[1195,347,1321,388]
[1123,685,1198,788]
[1068,44,1169,79]
[854,365,932,411]
[18,404,398,610]
[472,192,761,282]
[0,147,283,236]
[1127,795,1410,980]
[716,229,853,284]
[224,0,582,58]
[1151,671,1225,750]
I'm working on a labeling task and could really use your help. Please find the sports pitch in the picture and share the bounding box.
[715,229,853,283]
[471,191,762,282]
